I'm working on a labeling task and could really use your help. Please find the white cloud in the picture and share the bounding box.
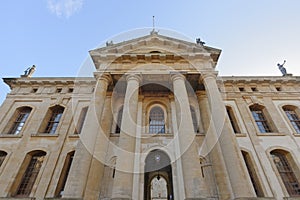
[47,0,83,18]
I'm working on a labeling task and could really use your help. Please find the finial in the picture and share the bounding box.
[150,16,158,35]
[152,16,155,31]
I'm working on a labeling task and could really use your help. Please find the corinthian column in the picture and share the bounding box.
[63,73,112,198]
[111,74,141,200]
[201,72,254,198]
[171,73,209,199]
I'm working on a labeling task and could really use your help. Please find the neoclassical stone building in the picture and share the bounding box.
[0,32,300,200]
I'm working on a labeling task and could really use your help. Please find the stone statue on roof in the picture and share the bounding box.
[23,65,36,77]
[277,60,287,76]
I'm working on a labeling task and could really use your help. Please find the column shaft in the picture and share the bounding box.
[171,73,209,199]
[111,74,141,199]
[63,73,111,198]
[202,73,254,198]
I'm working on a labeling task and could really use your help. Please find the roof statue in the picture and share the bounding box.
[277,60,287,76]
[23,65,36,77]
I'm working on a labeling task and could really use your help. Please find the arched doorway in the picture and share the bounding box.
[144,150,174,200]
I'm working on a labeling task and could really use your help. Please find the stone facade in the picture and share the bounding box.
[0,32,300,200]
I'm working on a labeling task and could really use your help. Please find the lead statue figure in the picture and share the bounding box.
[277,60,287,76]
[24,65,36,77]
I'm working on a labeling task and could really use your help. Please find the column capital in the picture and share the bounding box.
[94,72,112,84]
[170,72,186,82]
[125,73,142,83]
[200,72,218,82]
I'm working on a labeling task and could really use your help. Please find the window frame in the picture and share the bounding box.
[226,106,241,134]
[282,105,300,134]
[148,106,166,134]
[249,105,272,133]
[270,150,300,197]
[13,151,47,197]
[41,105,65,134]
[7,106,32,135]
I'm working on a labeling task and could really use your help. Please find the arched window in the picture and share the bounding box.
[55,151,75,197]
[74,107,88,134]
[0,151,7,167]
[15,151,46,197]
[241,151,264,197]
[8,107,32,135]
[270,150,300,196]
[115,106,123,133]
[43,105,64,134]
[250,105,272,133]
[190,106,199,133]
[149,107,165,134]
[283,106,300,133]
[226,106,241,134]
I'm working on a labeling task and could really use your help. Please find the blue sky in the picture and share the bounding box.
[1,0,300,104]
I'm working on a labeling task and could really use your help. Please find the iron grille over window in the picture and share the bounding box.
[283,107,300,133]
[149,107,165,134]
[271,151,300,196]
[45,106,64,134]
[9,107,32,135]
[250,106,271,133]
[16,152,46,197]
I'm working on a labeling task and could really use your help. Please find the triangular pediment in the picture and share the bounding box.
[89,31,221,70]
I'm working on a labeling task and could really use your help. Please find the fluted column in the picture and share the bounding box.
[63,73,112,198]
[111,74,141,200]
[201,72,254,199]
[171,73,209,199]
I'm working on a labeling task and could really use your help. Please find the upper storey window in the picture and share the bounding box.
[250,105,272,133]
[9,107,32,135]
[44,105,64,134]
[226,106,241,134]
[149,106,165,134]
[283,106,300,133]
[190,106,199,133]
[115,106,123,134]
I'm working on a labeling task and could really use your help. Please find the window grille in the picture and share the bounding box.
[250,106,271,133]
[283,107,300,133]
[45,106,64,134]
[9,107,32,135]
[16,152,46,197]
[271,151,300,196]
[149,107,165,134]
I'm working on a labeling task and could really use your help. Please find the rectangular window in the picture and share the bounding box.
[16,153,45,197]
[251,110,271,133]
[285,110,300,133]
[74,107,88,134]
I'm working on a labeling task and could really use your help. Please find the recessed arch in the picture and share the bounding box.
[144,149,173,200]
